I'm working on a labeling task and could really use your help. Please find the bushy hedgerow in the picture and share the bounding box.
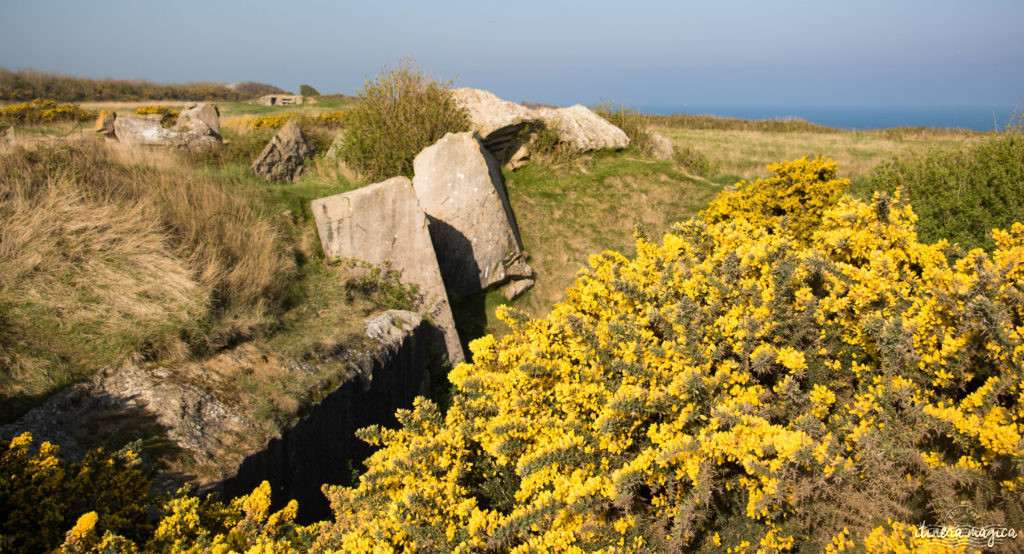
[318,157,1024,551]
[0,68,251,102]
[867,128,1024,252]
[672,145,715,177]
[340,59,469,180]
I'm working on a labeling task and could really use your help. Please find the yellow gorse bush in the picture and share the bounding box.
[0,432,313,553]
[702,155,849,244]
[223,110,349,133]
[0,98,95,124]
[0,432,152,552]
[319,156,1024,551]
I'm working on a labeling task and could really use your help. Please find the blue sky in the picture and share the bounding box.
[1,0,1022,109]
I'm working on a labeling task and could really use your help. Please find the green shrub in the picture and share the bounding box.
[672,145,715,176]
[340,59,469,181]
[299,84,320,97]
[867,127,1024,252]
[517,123,576,166]
[341,262,420,313]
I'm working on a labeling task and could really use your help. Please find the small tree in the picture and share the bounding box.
[341,59,469,181]
[299,84,319,97]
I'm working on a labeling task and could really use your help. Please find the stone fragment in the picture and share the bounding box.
[251,119,314,182]
[312,177,463,364]
[501,277,534,300]
[93,110,116,137]
[649,132,676,161]
[175,103,221,138]
[113,116,220,150]
[507,143,530,170]
[451,87,538,166]
[412,132,533,297]
[452,87,630,158]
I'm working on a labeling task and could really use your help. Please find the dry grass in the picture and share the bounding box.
[77,101,189,111]
[0,143,297,421]
[0,177,204,393]
[654,125,984,181]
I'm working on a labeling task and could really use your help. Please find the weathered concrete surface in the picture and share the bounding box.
[0,355,258,484]
[451,87,537,165]
[114,116,221,150]
[536,104,630,151]
[251,119,314,182]
[312,177,463,365]
[257,94,303,106]
[412,132,533,297]
[452,88,630,158]
[222,310,436,522]
[175,103,221,138]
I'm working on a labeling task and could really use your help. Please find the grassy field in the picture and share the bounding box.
[76,96,357,118]
[654,124,982,186]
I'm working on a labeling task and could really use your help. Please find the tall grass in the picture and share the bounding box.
[0,143,296,420]
[594,103,653,154]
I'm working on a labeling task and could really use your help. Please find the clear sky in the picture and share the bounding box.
[2,0,1022,109]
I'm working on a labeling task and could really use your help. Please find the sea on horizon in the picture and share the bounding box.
[640,104,1019,132]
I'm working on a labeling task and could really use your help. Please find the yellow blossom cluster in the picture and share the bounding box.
[318,157,1024,551]
[135,105,180,127]
[0,432,152,552]
[702,155,849,244]
[1,433,313,553]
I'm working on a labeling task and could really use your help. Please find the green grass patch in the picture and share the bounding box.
[498,151,720,328]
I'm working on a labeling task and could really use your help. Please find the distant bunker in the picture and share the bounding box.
[257,94,303,106]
